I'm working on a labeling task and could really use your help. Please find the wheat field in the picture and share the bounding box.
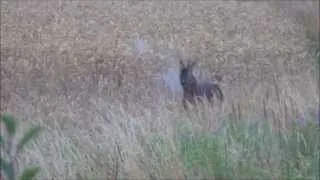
[1,1,319,179]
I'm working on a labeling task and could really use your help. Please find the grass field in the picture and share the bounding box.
[1,1,319,179]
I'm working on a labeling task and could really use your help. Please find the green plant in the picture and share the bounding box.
[0,113,42,180]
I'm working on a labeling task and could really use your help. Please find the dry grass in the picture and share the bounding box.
[1,0,319,179]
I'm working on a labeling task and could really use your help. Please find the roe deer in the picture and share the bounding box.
[179,60,224,109]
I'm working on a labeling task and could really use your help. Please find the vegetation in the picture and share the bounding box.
[1,114,42,180]
[1,1,319,179]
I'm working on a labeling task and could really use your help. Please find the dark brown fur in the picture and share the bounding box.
[179,60,224,109]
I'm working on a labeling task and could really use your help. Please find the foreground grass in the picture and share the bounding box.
[1,1,319,179]
[5,107,318,179]
[177,118,319,179]
[0,114,42,180]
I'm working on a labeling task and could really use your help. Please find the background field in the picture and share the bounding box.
[1,1,319,179]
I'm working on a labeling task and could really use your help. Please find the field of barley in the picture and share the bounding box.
[1,1,319,179]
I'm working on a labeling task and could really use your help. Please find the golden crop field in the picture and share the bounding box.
[1,1,319,179]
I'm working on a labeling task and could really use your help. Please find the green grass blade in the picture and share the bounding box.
[19,167,41,180]
[0,135,3,145]
[1,157,14,180]
[1,113,17,136]
[16,126,42,154]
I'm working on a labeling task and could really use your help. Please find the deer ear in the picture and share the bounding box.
[180,59,185,68]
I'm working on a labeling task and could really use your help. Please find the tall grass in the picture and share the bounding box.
[177,116,319,179]
[1,1,319,179]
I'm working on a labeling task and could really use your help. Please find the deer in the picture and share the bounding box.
[179,60,224,109]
